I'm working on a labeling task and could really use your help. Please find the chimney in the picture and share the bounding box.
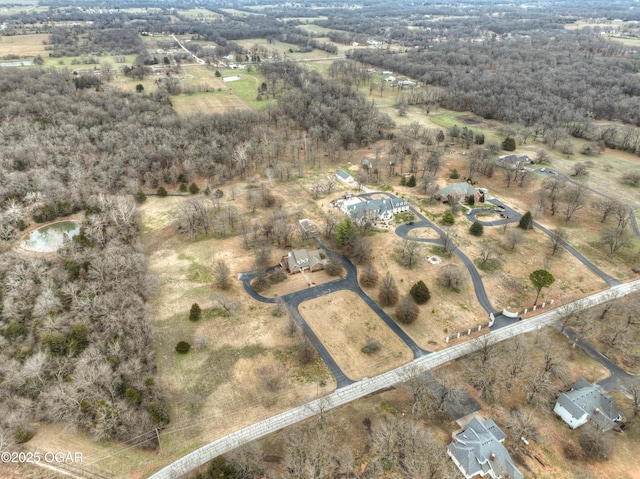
[490,453,495,461]
[594,408,600,415]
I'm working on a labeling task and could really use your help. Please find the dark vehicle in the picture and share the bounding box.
[407,221,414,225]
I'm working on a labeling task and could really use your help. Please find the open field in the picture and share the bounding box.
[220,8,265,17]
[178,8,223,21]
[172,91,253,115]
[0,33,49,58]
[299,290,413,380]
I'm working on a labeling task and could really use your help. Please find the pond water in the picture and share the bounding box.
[20,221,81,252]
[0,60,34,67]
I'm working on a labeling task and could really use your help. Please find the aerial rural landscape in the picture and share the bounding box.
[1,0,640,478]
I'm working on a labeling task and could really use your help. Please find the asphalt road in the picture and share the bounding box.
[148,278,640,479]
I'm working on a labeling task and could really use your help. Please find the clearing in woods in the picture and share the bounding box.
[0,33,49,58]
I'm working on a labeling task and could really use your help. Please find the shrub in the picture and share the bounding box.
[395,295,419,324]
[189,303,202,322]
[179,182,188,193]
[175,341,191,354]
[157,186,167,197]
[406,175,416,187]
[188,182,200,194]
[409,280,431,304]
[449,168,460,179]
[325,254,344,276]
[518,211,533,230]
[502,137,516,151]
[361,338,382,355]
[441,211,455,225]
[469,221,484,236]
[14,426,34,444]
[378,275,399,306]
[135,189,147,204]
[360,263,379,287]
[148,402,170,425]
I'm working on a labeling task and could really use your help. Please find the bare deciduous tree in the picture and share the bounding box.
[548,228,567,256]
[397,239,424,268]
[378,274,399,306]
[212,259,231,289]
[438,264,465,290]
[360,263,379,287]
[562,183,589,222]
[504,228,524,252]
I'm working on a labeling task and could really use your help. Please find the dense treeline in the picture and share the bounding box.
[0,68,277,448]
[49,27,143,57]
[262,62,394,148]
[351,32,640,154]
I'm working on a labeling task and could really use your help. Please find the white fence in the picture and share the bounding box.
[149,279,640,479]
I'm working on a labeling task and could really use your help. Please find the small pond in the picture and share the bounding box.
[0,60,34,67]
[20,221,81,253]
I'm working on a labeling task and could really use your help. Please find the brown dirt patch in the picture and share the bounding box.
[299,290,413,380]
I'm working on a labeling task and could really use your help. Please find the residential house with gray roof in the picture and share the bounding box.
[435,182,483,205]
[497,155,532,170]
[447,416,523,479]
[554,378,623,431]
[337,196,409,225]
[280,249,323,274]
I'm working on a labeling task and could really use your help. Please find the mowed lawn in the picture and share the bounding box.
[171,90,253,115]
[0,33,49,58]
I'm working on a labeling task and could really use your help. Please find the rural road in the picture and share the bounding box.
[171,35,205,64]
[148,278,640,479]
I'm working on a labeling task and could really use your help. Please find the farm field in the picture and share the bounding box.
[0,33,48,58]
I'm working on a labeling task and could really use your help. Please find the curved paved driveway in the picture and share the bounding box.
[239,240,428,388]
[148,279,640,479]
[361,192,500,317]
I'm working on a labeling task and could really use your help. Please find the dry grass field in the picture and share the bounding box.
[0,33,49,58]
[171,91,252,115]
[299,291,414,380]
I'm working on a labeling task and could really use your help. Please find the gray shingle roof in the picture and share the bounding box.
[437,182,477,198]
[448,417,523,479]
[556,378,623,431]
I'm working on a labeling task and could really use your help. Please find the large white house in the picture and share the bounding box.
[335,196,409,225]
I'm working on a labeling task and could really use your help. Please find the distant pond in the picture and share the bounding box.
[0,60,34,67]
[20,221,81,253]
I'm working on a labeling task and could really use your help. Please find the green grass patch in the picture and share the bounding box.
[473,257,503,273]
[394,211,415,223]
[186,262,212,283]
[202,307,229,320]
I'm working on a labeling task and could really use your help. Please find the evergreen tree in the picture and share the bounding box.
[519,211,533,230]
[188,182,200,195]
[502,137,516,151]
[407,175,416,187]
[189,303,202,322]
[470,221,484,236]
[157,186,168,197]
[449,168,460,179]
[135,189,147,204]
[409,280,431,304]
[441,211,455,225]
[336,217,357,247]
